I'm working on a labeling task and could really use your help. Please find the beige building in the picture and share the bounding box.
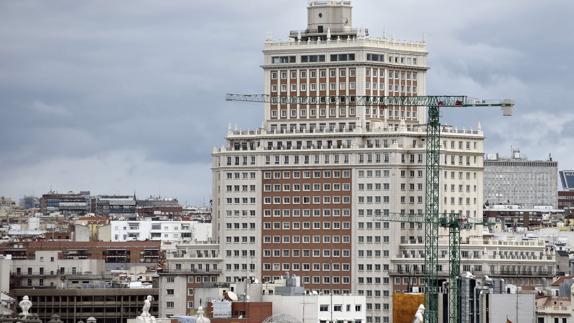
[10,250,105,289]
[158,241,223,317]
[212,2,484,322]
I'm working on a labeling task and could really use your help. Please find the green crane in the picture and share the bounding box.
[226,93,513,323]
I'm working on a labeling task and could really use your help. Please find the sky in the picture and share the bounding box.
[0,0,573,205]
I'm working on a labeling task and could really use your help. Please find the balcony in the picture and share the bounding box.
[12,271,59,278]
[489,270,554,277]
[158,268,222,275]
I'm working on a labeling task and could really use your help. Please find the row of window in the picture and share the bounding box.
[365,83,417,93]
[263,235,351,244]
[225,222,256,230]
[262,273,350,287]
[264,169,350,179]
[263,208,351,217]
[358,250,390,257]
[263,249,351,258]
[271,68,356,79]
[225,172,256,179]
[444,196,477,206]
[263,221,351,230]
[357,235,390,243]
[225,156,256,166]
[225,263,256,271]
[224,236,256,243]
[319,304,362,312]
[270,107,357,119]
[360,182,424,191]
[225,249,256,257]
[164,275,217,284]
[263,264,351,280]
[358,195,424,204]
[271,82,358,92]
[225,197,256,204]
[225,210,256,217]
[357,208,421,218]
[443,184,478,193]
[225,185,256,192]
[264,182,349,192]
[357,263,390,272]
[263,196,352,205]
[366,68,418,80]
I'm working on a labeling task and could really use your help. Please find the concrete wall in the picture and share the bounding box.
[0,256,12,293]
[489,294,535,323]
[263,294,366,323]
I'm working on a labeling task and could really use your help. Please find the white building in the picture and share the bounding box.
[391,236,556,293]
[212,2,485,322]
[264,294,366,323]
[111,220,211,242]
[484,149,558,208]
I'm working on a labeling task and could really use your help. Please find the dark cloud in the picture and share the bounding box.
[0,0,572,202]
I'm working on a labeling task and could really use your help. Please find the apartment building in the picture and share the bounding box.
[9,250,105,289]
[391,236,556,293]
[212,2,484,322]
[0,241,162,267]
[158,241,223,317]
[110,220,212,242]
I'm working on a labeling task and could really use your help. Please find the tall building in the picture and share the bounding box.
[559,170,574,191]
[484,149,558,208]
[212,2,484,322]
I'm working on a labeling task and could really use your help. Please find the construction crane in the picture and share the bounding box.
[225,93,513,323]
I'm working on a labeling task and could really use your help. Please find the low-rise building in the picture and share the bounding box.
[111,220,212,242]
[9,250,105,289]
[40,191,91,216]
[13,288,158,323]
[484,205,565,230]
[391,235,556,293]
[263,294,366,323]
[536,280,574,323]
[559,191,574,217]
[92,195,136,217]
[158,241,223,317]
[0,241,162,270]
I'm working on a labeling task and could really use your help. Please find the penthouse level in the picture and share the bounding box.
[0,241,162,264]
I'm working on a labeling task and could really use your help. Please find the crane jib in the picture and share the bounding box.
[225,94,514,110]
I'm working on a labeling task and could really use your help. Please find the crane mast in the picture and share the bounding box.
[226,93,513,323]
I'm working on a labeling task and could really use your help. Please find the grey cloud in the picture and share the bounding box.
[0,0,572,202]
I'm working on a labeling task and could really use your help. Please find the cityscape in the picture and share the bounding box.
[0,1,573,323]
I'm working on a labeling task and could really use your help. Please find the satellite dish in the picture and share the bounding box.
[227,291,239,301]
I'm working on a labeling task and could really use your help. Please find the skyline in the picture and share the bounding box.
[0,0,573,203]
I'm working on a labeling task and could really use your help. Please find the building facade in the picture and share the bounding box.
[391,236,556,294]
[110,220,212,242]
[484,150,558,208]
[158,241,223,317]
[212,2,484,322]
[12,288,159,323]
[559,191,574,216]
[40,191,91,215]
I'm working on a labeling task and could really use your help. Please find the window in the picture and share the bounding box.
[167,289,174,295]
[271,56,296,64]
[166,301,175,308]
[320,304,329,312]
